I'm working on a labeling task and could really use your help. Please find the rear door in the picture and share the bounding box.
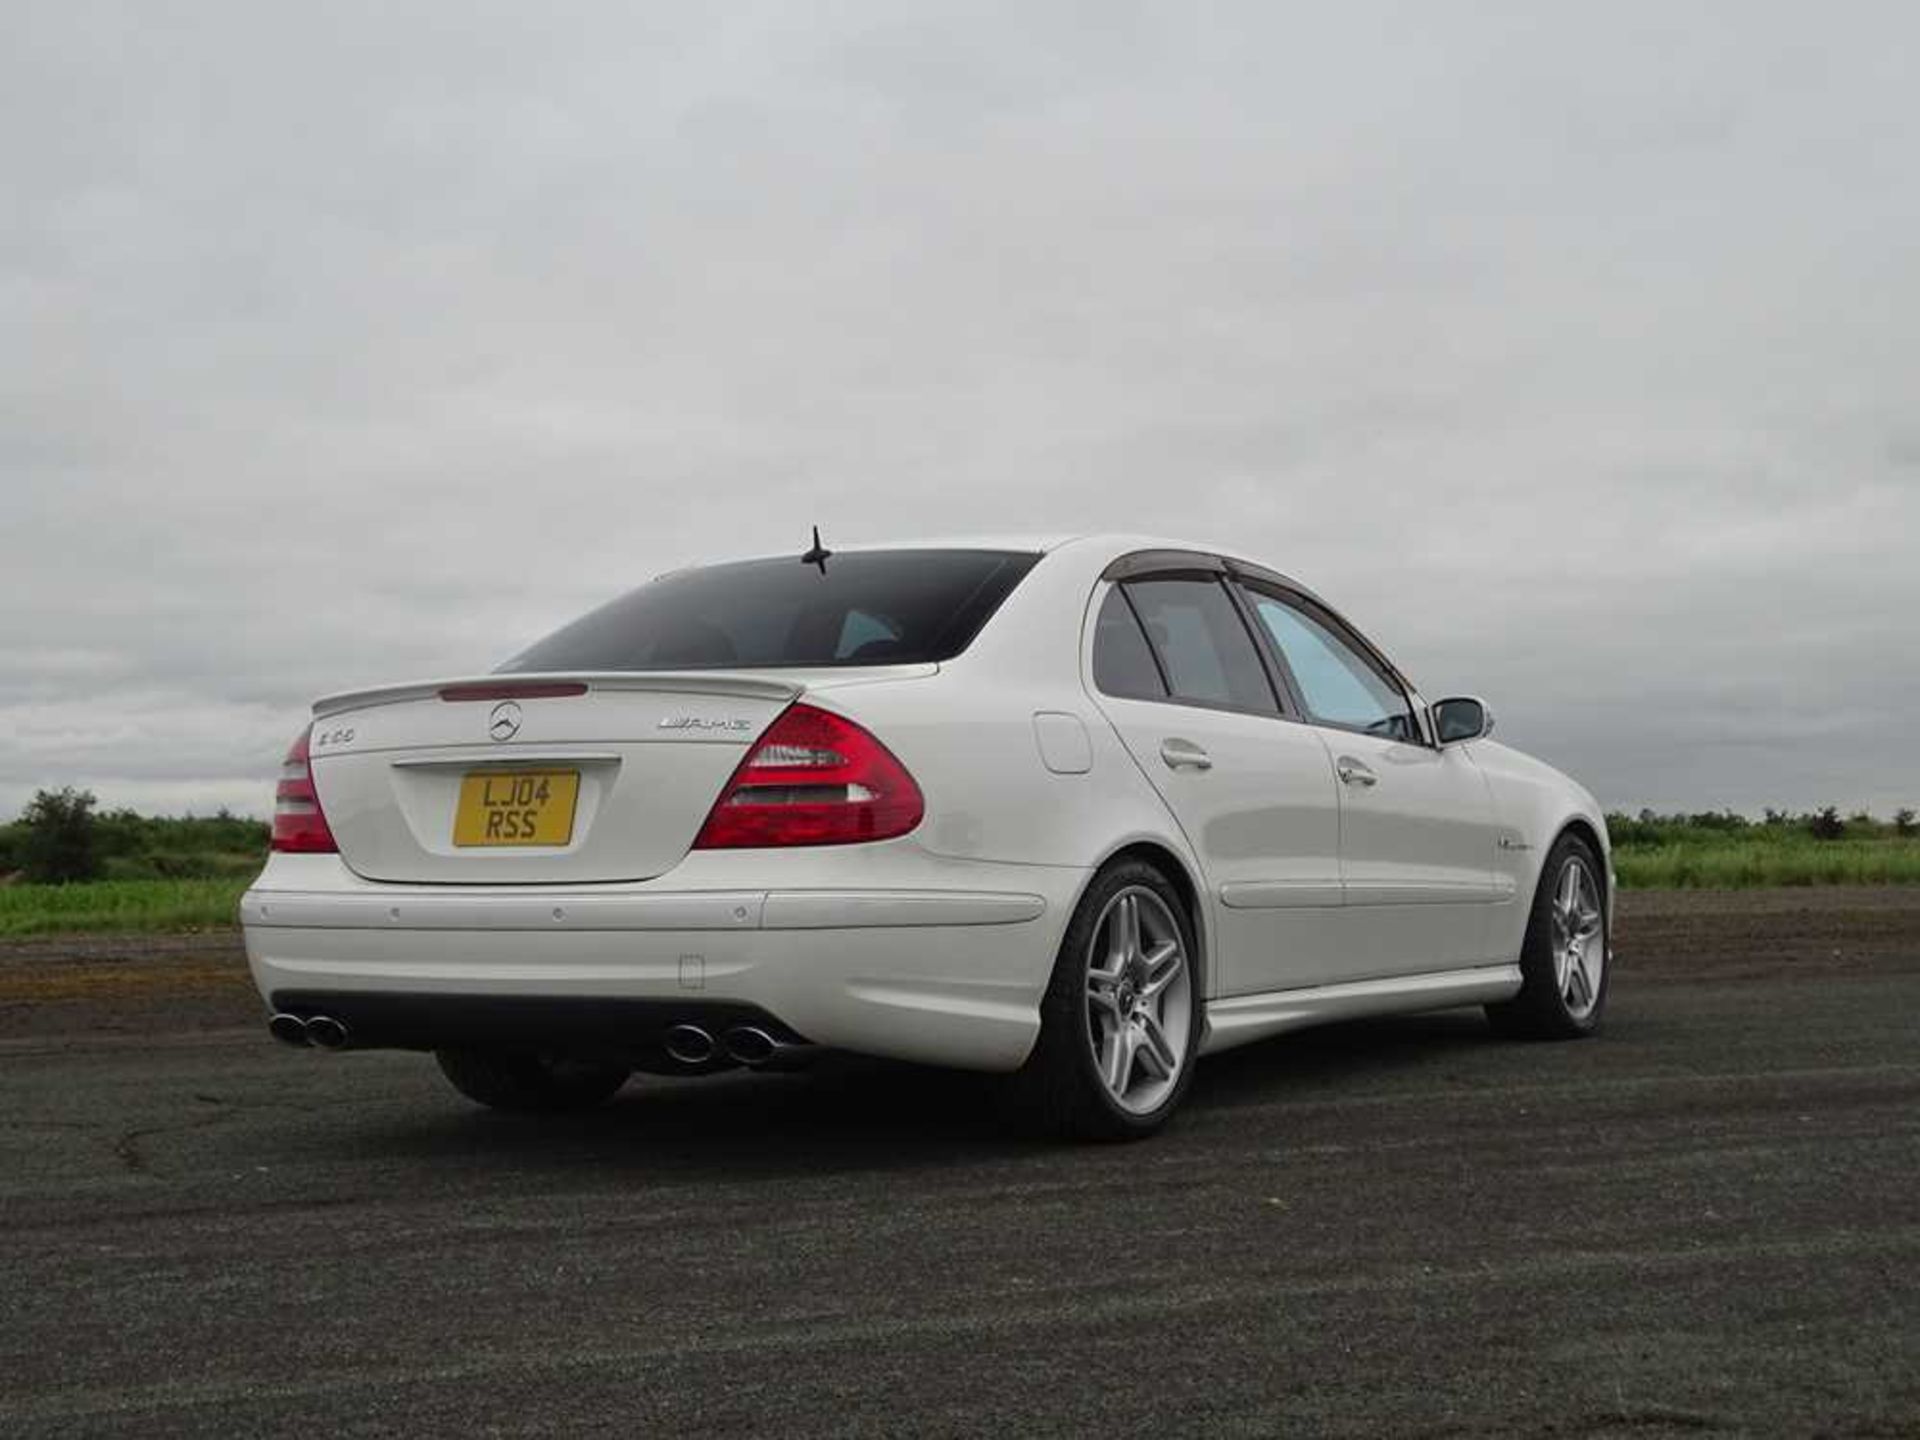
[1236,582,1502,974]
[1086,568,1345,996]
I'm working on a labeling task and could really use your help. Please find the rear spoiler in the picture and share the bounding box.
[311,671,805,720]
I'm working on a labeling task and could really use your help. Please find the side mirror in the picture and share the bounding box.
[1432,695,1495,745]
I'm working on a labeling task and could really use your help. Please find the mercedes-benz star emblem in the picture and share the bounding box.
[487,701,522,742]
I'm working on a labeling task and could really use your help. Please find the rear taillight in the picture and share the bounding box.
[270,728,338,854]
[693,704,924,849]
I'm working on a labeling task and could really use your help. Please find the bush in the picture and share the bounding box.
[91,807,269,862]
[19,788,102,884]
[1897,808,1917,839]
[13,806,273,882]
[1808,806,1846,842]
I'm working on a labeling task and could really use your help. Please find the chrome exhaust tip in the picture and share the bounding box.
[304,1015,350,1050]
[722,1026,778,1066]
[268,1013,311,1048]
[722,1026,818,1070]
[663,1023,716,1066]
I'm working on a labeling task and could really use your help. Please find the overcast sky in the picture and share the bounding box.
[4,1,1916,820]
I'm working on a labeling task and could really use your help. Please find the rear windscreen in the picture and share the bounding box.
[500,549,1042,672]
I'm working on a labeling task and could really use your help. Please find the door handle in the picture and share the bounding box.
[1160,738,1213,772]
[1336,757,1377,787]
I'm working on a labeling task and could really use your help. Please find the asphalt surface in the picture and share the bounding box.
[2,891,1918,1437]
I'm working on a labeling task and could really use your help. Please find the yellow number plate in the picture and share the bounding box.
[452,770,580,847]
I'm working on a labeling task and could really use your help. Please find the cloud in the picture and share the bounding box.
[3,0,1916,817]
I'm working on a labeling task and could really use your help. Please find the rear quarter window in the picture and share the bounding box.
[1091,588,1167,700]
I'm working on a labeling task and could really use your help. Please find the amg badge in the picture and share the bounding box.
[658,715,754,732]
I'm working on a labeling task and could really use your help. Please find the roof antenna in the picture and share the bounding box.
[800,524,833,575]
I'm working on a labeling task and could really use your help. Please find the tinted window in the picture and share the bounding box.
[1125,578,1276,712]
[836,609,901,659]
[503,550,1039,672]
[1091,588,1166,700]
[1250,594,1415,739]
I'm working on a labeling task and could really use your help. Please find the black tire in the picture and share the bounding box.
[1486,831,1610,1040]
[1009,859,1203,1141]
[435,1049,630,1113]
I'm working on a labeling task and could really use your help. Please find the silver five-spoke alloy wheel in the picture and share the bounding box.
[1550,856,1605,1020]
[1084,887,1193,1115]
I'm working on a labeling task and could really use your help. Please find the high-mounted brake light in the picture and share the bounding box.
[438,683,588,702]
[270,728,339,853]
[693,704,924,849]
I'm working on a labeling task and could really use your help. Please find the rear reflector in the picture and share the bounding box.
[270,728,339,853]
[693,704,924,849]
[439,683,589,702]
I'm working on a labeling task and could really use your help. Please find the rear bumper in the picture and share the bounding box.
[241,874,1081,1072]
[264,991,806,1065]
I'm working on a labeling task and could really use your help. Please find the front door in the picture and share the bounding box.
[1239,585,1502,976]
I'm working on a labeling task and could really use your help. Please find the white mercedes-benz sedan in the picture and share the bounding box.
[243,534,1612,1139]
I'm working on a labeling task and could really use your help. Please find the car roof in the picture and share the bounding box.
[712,533,1080,562]
[668,533,1328,601]
[717,532,1266,563]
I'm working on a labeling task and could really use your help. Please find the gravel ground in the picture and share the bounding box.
[1,889,1916,1436]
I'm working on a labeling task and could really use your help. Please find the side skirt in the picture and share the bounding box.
[1199,964,1523,1056]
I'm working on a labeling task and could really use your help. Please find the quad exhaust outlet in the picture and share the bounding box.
[267,1013,351,1050]
[722,1025,817,1070]
[661,1022,817,1069]
[269,1010,813,1070]
[663,1023,716,1066]
[305,1015,350,1050]
[268,1012,310,1047]
[723,1026,778,1065]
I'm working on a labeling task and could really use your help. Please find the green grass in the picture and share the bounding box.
[0,878,252,938]
[1614,838,1920,889]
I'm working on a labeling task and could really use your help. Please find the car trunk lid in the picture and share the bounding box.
[305,672,830,884]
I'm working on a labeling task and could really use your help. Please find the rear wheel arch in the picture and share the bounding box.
[1081,840,1208,997]
[1014,847,1206,1138]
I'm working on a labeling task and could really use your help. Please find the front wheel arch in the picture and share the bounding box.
[1556,817,1609,886]
[1545,816,1612,931]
